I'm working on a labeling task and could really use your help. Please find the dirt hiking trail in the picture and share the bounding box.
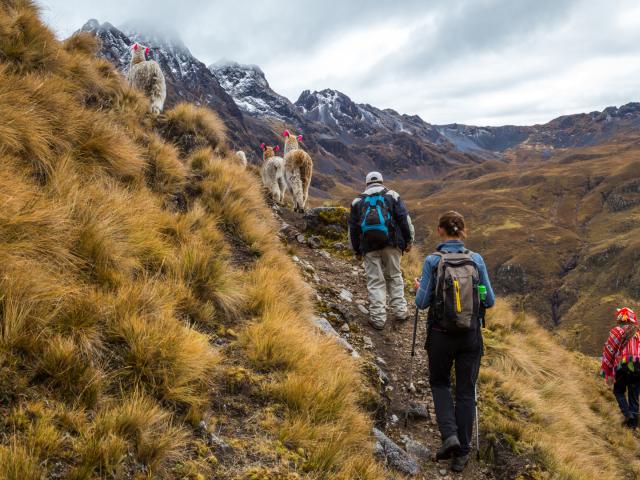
[278,207,496,480]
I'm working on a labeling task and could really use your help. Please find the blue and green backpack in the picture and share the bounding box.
[360,189,392,250]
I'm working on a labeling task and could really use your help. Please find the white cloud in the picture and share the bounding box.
[36,0,640,126]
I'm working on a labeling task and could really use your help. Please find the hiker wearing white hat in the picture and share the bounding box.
[348,172,415,329]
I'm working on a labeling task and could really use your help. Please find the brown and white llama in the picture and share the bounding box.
[282,130,313,213]
[128,42,166,114]
[260,144,286,204]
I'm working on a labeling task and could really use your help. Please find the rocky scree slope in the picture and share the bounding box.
[0,4,386,479]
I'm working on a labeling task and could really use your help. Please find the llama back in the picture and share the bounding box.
[127,43,167,114]
[129,61,166,113]
[235,150,248,168]
[285,149,313,211]
[285,150,312,176]
[298,151,313,188]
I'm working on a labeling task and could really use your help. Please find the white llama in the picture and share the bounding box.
[282,130,313,212]
[128,43,166,114]
[235,150,248,168]
[260,144,286,204]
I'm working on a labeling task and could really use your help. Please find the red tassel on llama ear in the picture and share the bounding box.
[274,145,280,152]
[297,135,303,141]
[260,143,266,150]
[145,47,150,56]
[283,130,290,137]
[133,43,139,51]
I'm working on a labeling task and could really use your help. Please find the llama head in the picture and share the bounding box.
[283,129,302,152]
[130,42,148,65]
[262,144,276,160]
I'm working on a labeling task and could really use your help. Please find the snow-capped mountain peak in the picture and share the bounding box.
[209,61,298,121]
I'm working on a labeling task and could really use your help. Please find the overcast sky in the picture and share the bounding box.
[38,0,640,126]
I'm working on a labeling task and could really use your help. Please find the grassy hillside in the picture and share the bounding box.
[0,2,384,478]
[481,300,640,479]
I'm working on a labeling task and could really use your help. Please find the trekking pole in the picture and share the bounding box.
[475,287,487,461]
[404,308,420,428]
[475,382,480,460]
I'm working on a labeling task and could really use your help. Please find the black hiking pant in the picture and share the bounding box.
[427,327,483,456]
[614,369,640,428]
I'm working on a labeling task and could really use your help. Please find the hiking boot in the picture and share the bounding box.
[393,311,409,323]
[625,415,638,429]
[368,318,385,330]
[435,435,461,461]
[451,454,469,472]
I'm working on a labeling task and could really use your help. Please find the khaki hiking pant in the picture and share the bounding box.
[363,247,408,328]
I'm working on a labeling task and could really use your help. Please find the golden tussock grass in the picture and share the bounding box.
[483,300,640,479]
[160,102,229,157]
[0,2,386,478]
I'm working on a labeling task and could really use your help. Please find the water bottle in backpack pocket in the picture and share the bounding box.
[360,189,392,251]
[431,251,480,331]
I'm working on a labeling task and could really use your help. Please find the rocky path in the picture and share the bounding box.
[277,207,495,480]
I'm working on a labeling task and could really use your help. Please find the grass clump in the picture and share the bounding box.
[160,102,229,157]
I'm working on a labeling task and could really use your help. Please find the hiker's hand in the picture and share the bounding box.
[413,278,421,291]
[405,242,413,253]
[606,376,615,387]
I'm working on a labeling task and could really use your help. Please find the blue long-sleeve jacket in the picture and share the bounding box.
[415,240,495,310]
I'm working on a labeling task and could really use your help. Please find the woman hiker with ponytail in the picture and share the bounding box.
[413,211,495,473]
[600,307,640,429]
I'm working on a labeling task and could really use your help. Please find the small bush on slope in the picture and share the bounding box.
[482,300,640,479]
[0,1,384,478]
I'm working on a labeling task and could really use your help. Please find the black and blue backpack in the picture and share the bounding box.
[359,189,392,251]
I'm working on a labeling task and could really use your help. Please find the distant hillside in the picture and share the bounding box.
[0,4,384,478]
[438,103,640,154]
[396,134,640,354]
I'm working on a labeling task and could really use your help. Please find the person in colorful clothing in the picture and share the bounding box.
[600,307,640,429]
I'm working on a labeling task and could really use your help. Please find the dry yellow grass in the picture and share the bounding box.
[482,300,640,479]
[0,1,385,478]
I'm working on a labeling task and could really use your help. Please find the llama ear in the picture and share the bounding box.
[274,145,280,152]
[297,135,303,141]
[133,43,139,51]
[283,130,290,137]
[145,47,150,56]
[260,143,266,150]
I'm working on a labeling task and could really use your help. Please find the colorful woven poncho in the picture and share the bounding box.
[600,308,640,379]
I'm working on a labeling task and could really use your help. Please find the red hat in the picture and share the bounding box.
[616,307,637,325]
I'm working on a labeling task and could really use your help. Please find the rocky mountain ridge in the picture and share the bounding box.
[79,21,488,186]
[437,102,640,154]
[82,19,640,189]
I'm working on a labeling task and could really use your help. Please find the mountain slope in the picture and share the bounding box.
[391,134,640,354]
[437,102,640,154]
[81,19,257,153]
[210,61,302,122]
[0,4,384,478]
[204,61,490,182]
